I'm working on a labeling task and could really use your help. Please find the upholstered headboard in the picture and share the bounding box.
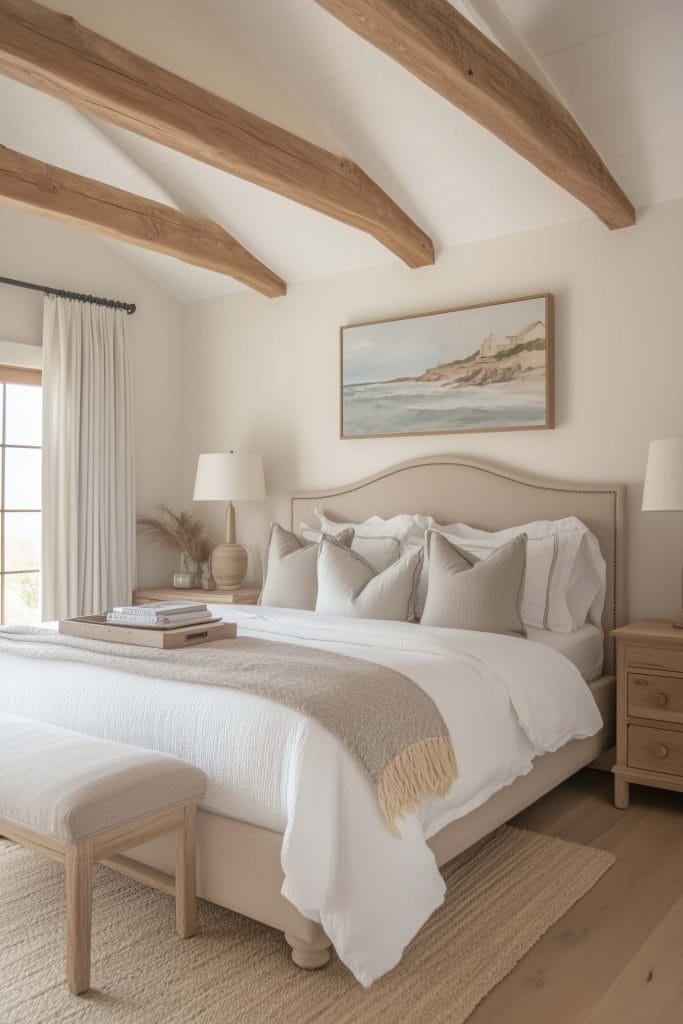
[291,456,626,674]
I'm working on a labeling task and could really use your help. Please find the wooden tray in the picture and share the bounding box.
[59,615,237,649]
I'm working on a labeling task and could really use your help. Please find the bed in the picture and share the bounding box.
[0,456,625,985]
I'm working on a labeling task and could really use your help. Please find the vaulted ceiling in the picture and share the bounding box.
[0,0,681,302]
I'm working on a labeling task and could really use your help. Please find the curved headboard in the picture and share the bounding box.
[291,455,626,674]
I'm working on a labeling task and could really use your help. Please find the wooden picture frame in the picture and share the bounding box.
[340,293,554,439]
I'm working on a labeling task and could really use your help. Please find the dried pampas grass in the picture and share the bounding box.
[137,505,212,564]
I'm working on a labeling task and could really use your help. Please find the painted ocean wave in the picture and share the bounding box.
[343,380,545,435]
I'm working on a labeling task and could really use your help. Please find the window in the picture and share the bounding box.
[0,364,42,624]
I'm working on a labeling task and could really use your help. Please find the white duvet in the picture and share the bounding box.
[0,607,602,985]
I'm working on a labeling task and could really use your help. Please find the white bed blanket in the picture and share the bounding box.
[0,607,602,985]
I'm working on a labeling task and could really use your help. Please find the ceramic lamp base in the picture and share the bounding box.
[211,542,248,590]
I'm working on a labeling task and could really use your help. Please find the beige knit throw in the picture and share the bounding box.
[0,627,458,834]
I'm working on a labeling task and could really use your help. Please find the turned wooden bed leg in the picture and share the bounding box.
[285,931,332,969]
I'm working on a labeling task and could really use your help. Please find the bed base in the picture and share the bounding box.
[123,674,614,969]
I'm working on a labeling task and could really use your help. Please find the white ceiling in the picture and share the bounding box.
[0,0,682,303]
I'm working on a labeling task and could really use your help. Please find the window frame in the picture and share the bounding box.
[0,363,43,624]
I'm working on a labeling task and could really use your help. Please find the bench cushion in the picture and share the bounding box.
[0,713,209,843]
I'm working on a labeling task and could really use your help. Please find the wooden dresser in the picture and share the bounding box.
[612,620,683,808]
[133,586,261,606]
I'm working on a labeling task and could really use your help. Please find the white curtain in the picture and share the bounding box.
[42,296,136,619]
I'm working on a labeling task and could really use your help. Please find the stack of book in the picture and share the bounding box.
[106,602,213,629]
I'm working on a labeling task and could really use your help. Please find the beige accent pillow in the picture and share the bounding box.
[260,523,354,610]
[420,530,527,637]
[315,537,423,622]
[299,524,401,572]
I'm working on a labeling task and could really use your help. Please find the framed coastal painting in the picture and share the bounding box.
[340,293,553,439]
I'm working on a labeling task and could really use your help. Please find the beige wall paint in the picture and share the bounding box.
[180,197,683,623]
[0,206,183,585]
[0,340,42,368]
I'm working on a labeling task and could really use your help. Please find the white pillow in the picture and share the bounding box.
[299,524,401,573]
[314,508,435,541]
[437,517,606,633]
[315,537,423,621]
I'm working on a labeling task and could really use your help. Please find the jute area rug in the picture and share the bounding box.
[0,825,614,1024]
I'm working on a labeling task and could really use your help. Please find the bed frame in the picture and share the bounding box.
[128,456,626,969]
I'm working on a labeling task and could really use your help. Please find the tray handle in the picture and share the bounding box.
[184,630,210,643]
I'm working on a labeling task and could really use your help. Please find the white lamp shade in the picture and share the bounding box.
[642,438,683,511]
[193,452,266,502]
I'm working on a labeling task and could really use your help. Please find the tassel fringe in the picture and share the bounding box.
[377,736,458,836]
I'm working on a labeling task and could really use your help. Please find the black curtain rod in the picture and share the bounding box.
[0,275,136,315]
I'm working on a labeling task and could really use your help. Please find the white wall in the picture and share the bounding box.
[180,197,683,623]
[0,207,183,584]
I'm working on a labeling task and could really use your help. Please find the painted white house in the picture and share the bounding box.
[504,320,545,347]
[479,332,499,359]
[478,320,545,361]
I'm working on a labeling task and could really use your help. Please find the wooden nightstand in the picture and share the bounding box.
[612,620,683,808]
[133,586,261,606]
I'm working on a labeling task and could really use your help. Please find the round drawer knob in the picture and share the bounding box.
[653,744,669,759]
[656,693,669,707]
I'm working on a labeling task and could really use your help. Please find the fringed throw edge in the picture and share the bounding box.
[377,736,458,836]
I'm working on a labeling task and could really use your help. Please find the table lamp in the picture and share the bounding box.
[193,452,266,590]
[642,437,683,627]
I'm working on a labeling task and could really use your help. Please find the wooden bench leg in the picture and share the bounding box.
[175,804,197,939]
[65,841,93,995]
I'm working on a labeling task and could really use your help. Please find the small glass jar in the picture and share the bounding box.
[178,552,199,588]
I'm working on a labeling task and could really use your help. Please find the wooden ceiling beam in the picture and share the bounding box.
[0,0,435,268]
[0,146,287,297]
[314,0,635,230]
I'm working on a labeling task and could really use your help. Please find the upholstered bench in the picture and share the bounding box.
[0,713,209,995]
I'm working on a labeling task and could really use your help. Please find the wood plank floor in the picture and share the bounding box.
[468,769,683,1024]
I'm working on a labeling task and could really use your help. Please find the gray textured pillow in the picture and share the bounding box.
[315,537,423,622]
[420,530,527,637]
[260,523,354,610]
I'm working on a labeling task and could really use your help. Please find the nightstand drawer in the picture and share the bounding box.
[628,673,683,724]
[628,725,683,777]
[626,645,683,674]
